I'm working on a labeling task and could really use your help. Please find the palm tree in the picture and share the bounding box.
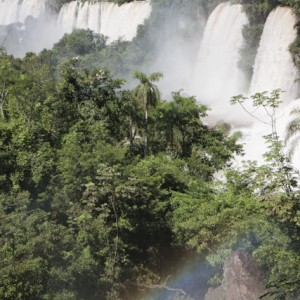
[133,71,163,157]
[285,107,300,158]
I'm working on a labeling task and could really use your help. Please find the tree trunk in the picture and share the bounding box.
[144,108,148,157]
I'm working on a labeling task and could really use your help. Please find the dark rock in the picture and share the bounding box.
[205,250,266,300]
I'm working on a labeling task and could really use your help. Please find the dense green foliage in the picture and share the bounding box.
[1,42,300,298]
[1,0,300,299]
[229,91,300,299]
[0,50,244,299]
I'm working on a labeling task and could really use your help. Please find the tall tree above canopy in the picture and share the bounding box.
[133,71,162,157]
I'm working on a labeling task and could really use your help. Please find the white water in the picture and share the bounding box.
[188,3,300,166]
[0,0,151,55]
[57,2,80,33]
[100,1,151,41]
[57,1,99,33]
[57,1,152,42]
[191,2,248,110]
[0,0,46,25]
[249,7,299,100]
[0,0,300,166]
[238,7,300,165]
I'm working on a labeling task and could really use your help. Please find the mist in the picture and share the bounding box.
[142,1,300,167]
[130,1,253,128]
[0,14,63,57]
[1,0,300,166]
[0,0,152,57]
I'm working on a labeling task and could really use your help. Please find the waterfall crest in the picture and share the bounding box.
[191,2,248,103]
[57,1,102,34]
[100,1,151,41]
[57,1,152,42]
[0,0,151,52]
[249,7,299,100]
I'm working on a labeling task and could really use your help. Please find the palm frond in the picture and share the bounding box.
[133,70,147,84]
[133,70,161,109]
[149,72,163,82]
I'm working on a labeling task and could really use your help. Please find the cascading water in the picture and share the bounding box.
[0,0,151,56]
[57,1,101,34]
[57,2,81,34]
[0,0,46,25]
[100,1,151,41]
[188,3,300,165]
[191,2,248,107]
[249,7,299,100]
[0,0,300,165]
[57,1,152,42]
[238,7,300,165]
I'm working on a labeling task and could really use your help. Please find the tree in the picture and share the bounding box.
[133,71,162,157]
[52,29,107,62]
[151,91,208,155]
[230,90,300,299]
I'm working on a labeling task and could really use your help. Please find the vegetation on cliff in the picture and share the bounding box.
[1,0,300,299]
[0,44,300,299]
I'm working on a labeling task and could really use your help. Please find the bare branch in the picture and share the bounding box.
[238,100,270,125]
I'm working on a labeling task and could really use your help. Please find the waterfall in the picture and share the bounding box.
[57,1,152,42]
[0,0,151,55]
[0,0,46,25]
[57,1,102,35]
[100,1,151,41]
[87,2,102,34]
[249,7,299,100]
[191,2,248,105]
[57,2,79,33]
[188,3,300,166]
[0,0,300,165]
[237,7,300,166]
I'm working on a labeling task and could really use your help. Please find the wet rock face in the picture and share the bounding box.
[205,251,266,300]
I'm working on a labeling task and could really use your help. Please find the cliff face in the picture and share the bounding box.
[205,251,266,300]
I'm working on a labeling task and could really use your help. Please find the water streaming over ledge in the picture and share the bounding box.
[0,0,151,43]
[239,7,300,165]
[191,2,248,104]
[0,0,300,164]
[188,3,300,165]
[249,6,299,101]
[0,0,46,25]
[57,1,151,42]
